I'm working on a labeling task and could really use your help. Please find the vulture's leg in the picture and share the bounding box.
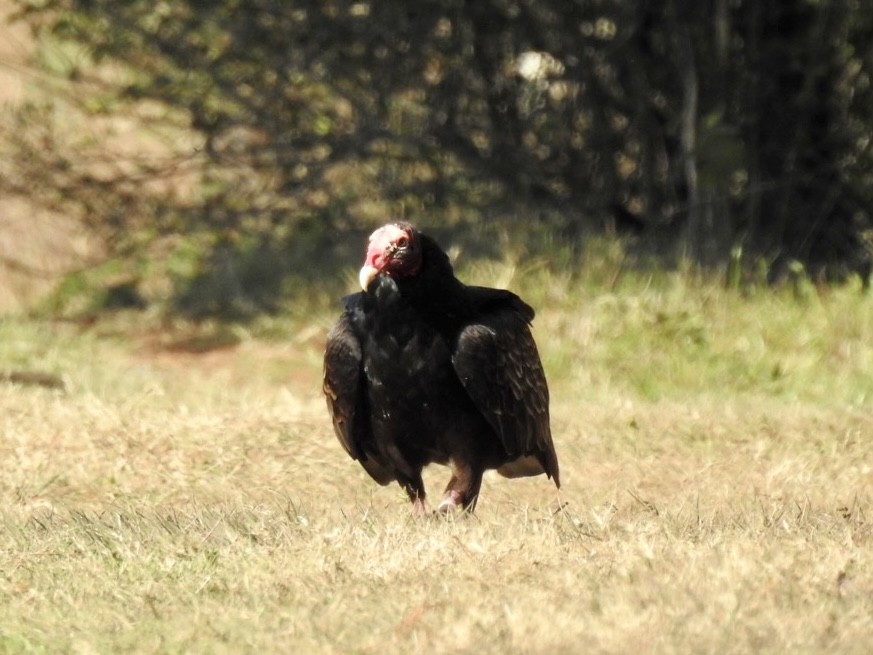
[399,474,427,516]
[438,461,483,513]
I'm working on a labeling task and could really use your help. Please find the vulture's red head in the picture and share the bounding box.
[359,222,423,291]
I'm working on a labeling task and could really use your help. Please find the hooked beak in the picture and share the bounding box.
[359,264,380,291]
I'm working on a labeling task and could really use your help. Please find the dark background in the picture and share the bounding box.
[6,0,873,316]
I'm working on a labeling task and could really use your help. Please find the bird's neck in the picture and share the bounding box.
[400,270,472,333]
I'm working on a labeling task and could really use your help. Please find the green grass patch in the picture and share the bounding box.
[1,257,872,653]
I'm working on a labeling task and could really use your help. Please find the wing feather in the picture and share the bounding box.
[451,308,559,484]
[323,310,394,485]
[323,313,365,460]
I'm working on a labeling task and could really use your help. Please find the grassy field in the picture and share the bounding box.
[1,265,872,654]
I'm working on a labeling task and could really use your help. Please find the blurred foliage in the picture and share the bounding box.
[4,0,873,316]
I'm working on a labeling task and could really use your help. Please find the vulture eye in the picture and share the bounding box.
[396,236,409,248]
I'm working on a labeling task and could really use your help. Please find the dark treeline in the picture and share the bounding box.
[7,0,873,313]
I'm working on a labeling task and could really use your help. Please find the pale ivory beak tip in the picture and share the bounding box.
[359,265,380,291]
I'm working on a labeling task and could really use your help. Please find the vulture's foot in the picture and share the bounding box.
[436,490,467,513]
[411,496,429,517]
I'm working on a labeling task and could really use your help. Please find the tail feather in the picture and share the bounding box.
[496,455,546,479]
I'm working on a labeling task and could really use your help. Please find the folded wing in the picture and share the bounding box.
[451,307,560,485]
[323,310,394,485]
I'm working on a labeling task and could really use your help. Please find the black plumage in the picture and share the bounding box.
[323,222,559,513]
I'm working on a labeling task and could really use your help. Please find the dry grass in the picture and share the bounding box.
[1,4,870,650]
[1,281,872,654]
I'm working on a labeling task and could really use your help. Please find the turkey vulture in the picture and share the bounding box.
[323,222,559,513]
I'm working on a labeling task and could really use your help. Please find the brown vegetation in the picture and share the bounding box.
[1,277,871,651]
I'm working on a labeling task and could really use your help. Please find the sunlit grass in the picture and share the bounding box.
[458,237,873,406]
[1,254,872,653]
